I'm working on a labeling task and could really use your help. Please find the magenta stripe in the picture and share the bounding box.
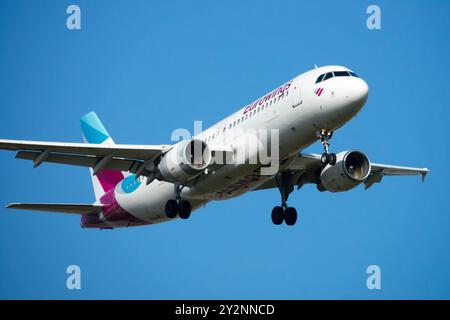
[96,169,124,193]
[81,189,147,229]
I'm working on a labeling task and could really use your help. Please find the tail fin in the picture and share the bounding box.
[80,111,125,201]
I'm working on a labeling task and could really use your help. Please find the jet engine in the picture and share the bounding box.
[155,139,211,183]
[319,150,371,192]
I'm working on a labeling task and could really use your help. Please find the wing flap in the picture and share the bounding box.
[6,203,103,215]
[0,139,168,159]
[15,150,137,172]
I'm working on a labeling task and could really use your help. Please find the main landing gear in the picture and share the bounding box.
[165,183,192,219]
[271,172,298,226]
[316,129,337,166]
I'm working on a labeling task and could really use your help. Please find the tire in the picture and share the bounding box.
[271,206,284,225]
[178,200,191,219]
[328,153,337,165]
[321,153,330,165]
[165,199,178,218]
[284,207,298,226]
[316,183,326,192]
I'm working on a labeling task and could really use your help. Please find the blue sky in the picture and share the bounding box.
[0,0,449,299]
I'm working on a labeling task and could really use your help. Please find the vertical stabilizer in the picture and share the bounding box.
[80,111,124,201]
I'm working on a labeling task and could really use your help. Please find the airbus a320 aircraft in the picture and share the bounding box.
[0,66,429,228]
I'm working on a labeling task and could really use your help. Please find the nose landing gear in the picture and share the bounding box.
[317,129,337,166]
[165,183,192,219]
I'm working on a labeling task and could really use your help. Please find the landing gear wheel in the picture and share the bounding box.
[165,199,179,218]
[317,183,326,192]
[321,152,330,165]
[271,206,284,225]
[178,200,192,219]
[328,153,337,165]
[284,207,298,226]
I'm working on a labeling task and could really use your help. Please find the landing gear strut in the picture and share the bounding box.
[165,183,192,219]
[316,129,336,166]
[271,172,298,226]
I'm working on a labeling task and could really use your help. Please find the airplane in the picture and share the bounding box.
[0,65,429,229]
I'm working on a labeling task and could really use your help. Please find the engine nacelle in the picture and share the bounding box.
[156,139,211,183]
[320,150,371,192]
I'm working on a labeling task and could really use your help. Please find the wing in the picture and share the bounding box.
[255,153,430,191]
[6,203,103,215]
[0,139,170,176]
[364,162,430,189]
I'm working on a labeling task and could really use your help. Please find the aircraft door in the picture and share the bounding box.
[291,77,304,108]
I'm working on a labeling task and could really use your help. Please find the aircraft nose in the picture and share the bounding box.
[350,78,369,105]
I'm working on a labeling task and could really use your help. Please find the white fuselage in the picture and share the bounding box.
[114,65,369,225]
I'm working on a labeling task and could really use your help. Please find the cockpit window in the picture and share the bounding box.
[316,71,359,83]
[315,74,325,84]
[333,71,350,77]
[315,70,359,84]
[323,72,333,81]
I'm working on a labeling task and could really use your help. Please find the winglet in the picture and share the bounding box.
[421,169,430,182]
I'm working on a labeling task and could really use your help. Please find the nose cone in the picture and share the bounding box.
[325,77,369,126]
[350,78,369,106]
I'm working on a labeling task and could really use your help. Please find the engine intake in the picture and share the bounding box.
[156,139,211,183]
[319,150,371,192]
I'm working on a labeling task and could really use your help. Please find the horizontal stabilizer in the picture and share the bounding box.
[6,203,103,215]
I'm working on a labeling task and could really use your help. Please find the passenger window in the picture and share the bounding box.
[257,107,260,113]
[286,90,289,96]
[253,110,256,115]
[237,119,240,124]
